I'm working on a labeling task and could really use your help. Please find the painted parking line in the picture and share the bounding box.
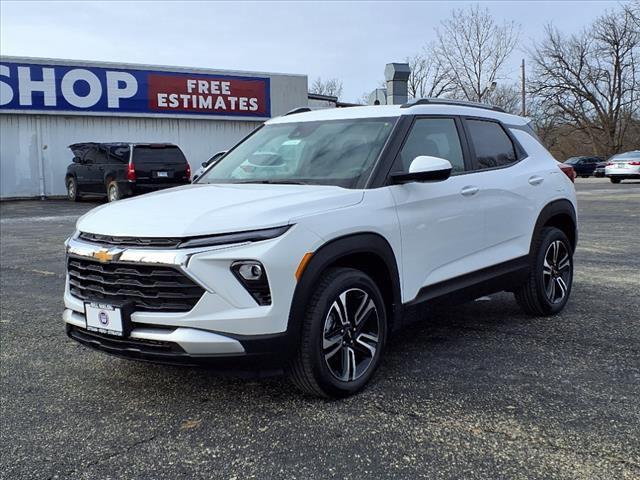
[576,189,636,195]
[0,215,79,224]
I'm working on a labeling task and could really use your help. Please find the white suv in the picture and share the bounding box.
[63,100,578,398]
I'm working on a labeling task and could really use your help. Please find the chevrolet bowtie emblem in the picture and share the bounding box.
[93,249,114,263]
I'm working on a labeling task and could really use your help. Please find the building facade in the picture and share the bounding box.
[0,57,308,198]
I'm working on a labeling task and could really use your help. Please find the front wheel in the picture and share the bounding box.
[610,177,621,184]
[66,177,79,202]
[515,227,573,316]
[287,267,387,398]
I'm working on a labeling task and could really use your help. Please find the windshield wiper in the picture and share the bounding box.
[232,179,308,185]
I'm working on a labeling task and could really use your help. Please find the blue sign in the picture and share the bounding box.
[0,60,271,118]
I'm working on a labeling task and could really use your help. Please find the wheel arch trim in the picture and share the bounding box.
[286,232,402,349]
[531,199,578,253]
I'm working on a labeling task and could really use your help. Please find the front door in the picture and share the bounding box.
[388,116,486,303]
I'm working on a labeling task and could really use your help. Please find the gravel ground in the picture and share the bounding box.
[1,178,639,480]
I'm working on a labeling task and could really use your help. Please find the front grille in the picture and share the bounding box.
[67,256,204,312]
[78,232,181,249]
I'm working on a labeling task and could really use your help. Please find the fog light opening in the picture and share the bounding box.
[238,263,263,281]
[231,261,271,306]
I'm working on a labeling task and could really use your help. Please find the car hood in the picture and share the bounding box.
[76,183,364,238]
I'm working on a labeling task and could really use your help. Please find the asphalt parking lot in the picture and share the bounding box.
[1,178,639,480]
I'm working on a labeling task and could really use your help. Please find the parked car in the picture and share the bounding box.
[605,151,640,183]
[594,161,607,177]
[192,150,227,182]
[63,100,578,398]
[65,142,191,202]
[563,156,602,177]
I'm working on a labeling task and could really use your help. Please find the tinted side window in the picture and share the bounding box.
[107,145,130,163]
[83,147,98,165]
[466,119,517,169]
[399,118,465,174]
[94,146,109,164]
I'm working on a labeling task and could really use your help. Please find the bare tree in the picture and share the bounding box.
[528,4,640,156]
[406,44,454,99]
[310,77,343,100]
[433,5,520,102]
[485,83,521,114]
[631,0,640,28]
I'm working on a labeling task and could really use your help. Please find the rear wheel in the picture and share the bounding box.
[287,267,387,398]
[515,227,573,316]
[610,177,621,184]
[107,181,122,202]
[66,177,79,202]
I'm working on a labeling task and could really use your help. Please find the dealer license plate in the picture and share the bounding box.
[156,171,168,177]
[85,302,124,336]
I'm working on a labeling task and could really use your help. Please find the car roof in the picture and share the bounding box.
[267,103,529,126]
[611,150,640,158]
[68,142,178,148]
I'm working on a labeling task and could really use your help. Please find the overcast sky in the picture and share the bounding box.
[0,0,621,102]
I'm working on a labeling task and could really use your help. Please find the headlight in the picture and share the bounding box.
[178,225,291,249]
[231,260,271,305]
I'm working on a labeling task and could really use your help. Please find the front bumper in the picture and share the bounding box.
[120,181,190,196]
[64,308,244,356]
[63,225,323,365]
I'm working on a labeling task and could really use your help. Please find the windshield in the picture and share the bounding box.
[198,118,396,188]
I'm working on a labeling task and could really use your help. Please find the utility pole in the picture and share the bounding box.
[521,58,526,117]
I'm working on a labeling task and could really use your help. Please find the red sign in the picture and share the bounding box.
[148,73,270,117]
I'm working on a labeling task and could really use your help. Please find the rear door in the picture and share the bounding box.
[104,144,130,182]
[461,117,541,265]
[132,145,189,184]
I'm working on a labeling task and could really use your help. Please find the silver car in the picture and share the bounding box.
[605,151,640,183]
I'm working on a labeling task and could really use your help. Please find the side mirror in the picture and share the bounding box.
[203,150,228,168]
[391,156,452,184]
[72,156,82,164]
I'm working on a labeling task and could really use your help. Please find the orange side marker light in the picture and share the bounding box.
[295,252,314,281]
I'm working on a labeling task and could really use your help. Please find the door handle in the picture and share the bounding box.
[528,176,544,186]
[461,186,479,197]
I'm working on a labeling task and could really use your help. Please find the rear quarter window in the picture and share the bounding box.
[107,145,130,163]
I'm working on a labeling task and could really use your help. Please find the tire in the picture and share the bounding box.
[610,178,621,184]
[287,267,387,398]
[66,177,79,202]
[107,181,122,202]
[514,227,573,316]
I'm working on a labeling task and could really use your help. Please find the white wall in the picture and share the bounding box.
[0,115,257,198]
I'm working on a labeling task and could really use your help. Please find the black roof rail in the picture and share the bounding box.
[401,98,506,113]
[284,107,312,116]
